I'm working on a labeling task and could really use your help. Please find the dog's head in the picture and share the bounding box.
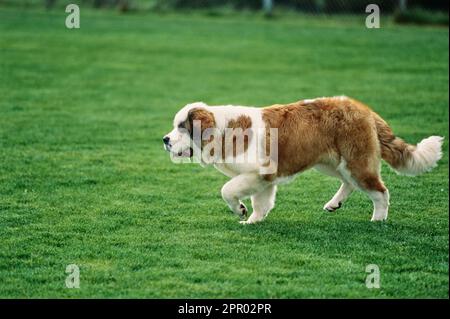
[163,102,216,158]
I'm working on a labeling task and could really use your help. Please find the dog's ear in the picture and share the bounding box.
[187,107,215,136]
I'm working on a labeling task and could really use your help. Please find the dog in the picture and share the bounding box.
[163,96,443,224]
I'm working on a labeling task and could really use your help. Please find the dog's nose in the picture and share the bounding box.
[163,136,170,145]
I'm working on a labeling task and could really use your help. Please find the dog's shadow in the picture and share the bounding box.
[223,212,430,260]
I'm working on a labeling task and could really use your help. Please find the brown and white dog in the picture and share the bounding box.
[163,96,443,224]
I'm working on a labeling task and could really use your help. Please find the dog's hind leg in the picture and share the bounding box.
[315,164,354,212]
[335,118,390,221]
[240,185,277,224]
[351,169,389,221]
[221,173,270,220]
[338,158,390,222]
[323,182,354,212]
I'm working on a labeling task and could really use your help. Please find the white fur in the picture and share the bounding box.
[336,158,358,188]
[242,185,277,224]
[209,105,263,133]
[302,95,347,104]
[368,190,390,221]
[395,136,444,176]
[221,173,271,219]
[323,182,354,212]
[210,105,266,174]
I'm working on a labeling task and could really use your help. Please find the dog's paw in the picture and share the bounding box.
[323,201,342,212]
[239,213,264,224]
[370,212,388,222]
[240,220,262,225]
[238,203,248,219]
[240,219,263,225]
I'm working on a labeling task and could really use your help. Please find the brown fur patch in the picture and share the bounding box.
[223,115,253,158]
[373,112,414,170]
[185,108,216,156]
[261,97,393,192]
[187,108,216,136]
[227,115,252,131]
[359,175,387,193]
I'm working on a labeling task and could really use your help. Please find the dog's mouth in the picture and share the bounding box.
[164,145,193,158]
[176,147,193,158]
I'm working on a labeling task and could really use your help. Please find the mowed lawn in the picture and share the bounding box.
[0,8,448,298]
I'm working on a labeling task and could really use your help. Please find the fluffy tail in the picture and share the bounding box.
[374,114,444,176]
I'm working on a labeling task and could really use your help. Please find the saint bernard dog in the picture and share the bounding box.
[163,96,443,224]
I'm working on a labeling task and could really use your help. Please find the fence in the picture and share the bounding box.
[1,0,448,15]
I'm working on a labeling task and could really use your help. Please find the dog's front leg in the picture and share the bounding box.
[221,173,269,220]
[243,185,277,224]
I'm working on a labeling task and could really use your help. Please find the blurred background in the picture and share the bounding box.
[1,0,449,25]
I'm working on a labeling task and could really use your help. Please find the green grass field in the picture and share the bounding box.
[0,7,448,298]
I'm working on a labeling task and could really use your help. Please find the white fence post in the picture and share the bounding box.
[399,0,407,12]
[263,0,273,16]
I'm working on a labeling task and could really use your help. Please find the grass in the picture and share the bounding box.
[0,7,448,298]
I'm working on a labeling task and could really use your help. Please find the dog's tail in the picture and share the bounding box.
[373,113,444,176]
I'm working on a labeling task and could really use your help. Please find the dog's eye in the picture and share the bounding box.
[178,123,185,129]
